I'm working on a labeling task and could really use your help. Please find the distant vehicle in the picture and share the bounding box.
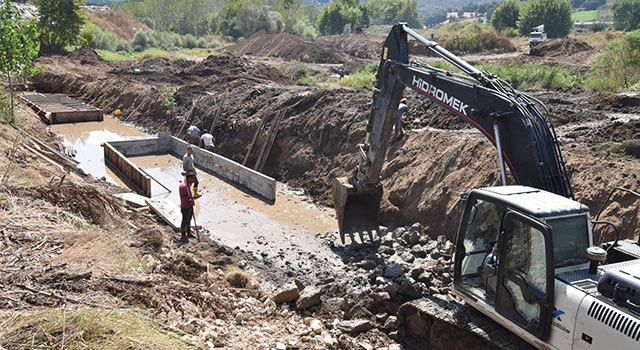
[529,24,547,47]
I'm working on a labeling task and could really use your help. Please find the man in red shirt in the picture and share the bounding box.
[179,173,201,243]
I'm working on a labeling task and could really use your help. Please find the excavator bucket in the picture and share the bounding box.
[332,177,382,244]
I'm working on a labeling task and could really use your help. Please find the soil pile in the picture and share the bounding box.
[529,37,594,57]
[85,10,152,41]
[227,30,349,63]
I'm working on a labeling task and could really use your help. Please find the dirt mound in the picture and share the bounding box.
[226,30,349,63]
[530,38,594,57]
[85,9,151,41]
[65,46,105,65]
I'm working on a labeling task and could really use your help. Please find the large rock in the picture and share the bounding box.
[296,286,321,310]
[271,281,300,303]
[336,319,373,334]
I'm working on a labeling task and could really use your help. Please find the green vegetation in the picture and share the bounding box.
[426,59,582,91]
[160,85,177,107]
[585,30,640,91]
[480,63,582,90]
[593,140,640,158]
[440,22,514,54]
[0,308,192,349]
[0,1,41,123]
[491,0,520,31]
[572,10,597,22]
[518,0,573,38]
[337,63,377,89]
[34,0,85,54]
[612,0,640,31]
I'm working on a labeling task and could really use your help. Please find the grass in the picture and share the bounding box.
[593,140,640,158]
[478,63,582,90]
[0,308,194,349]
[572,10,597,22]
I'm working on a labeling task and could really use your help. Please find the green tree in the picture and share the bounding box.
[316,0,366,35]
[518,0,572,38]
[612,0,640,31]
[585,30,640,91]
[490,0,519,31]
[0,1,40,121]
[34,0,85,54]
[363,0,419,27]
[424,10,447,27]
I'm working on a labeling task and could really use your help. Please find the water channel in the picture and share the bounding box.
[51,116,340,260]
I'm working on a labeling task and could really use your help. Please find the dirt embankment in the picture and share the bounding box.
[30,33,640,241]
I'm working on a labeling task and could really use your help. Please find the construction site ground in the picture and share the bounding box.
[2,13,640,349]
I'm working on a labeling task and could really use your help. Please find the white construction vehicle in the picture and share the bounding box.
[333,23,640,349]
[529,24,547,47]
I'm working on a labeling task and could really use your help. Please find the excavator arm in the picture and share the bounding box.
[332,23,572,243]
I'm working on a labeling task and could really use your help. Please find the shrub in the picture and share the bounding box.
[585,30,640,91]
[133,31,156,52]
[296,76,317,86]
[160,85,177,107]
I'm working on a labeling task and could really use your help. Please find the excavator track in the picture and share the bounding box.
[397,297,535,350]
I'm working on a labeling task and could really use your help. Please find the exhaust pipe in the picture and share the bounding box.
[332,177,383,244]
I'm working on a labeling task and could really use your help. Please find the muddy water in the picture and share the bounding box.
[52,116,340,261]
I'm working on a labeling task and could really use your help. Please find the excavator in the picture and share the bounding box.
[332,23,640,349]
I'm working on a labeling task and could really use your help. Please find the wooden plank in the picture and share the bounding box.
[146,198,181,232]
[112,192,148,208]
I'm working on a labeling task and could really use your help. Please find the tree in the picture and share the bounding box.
[518,0,572,38]
[363,0,419,27]
[612,0,640,31]
[316,0,366,35]
[0,0,40,121]
[424,10,447,27]
[490,0,519,31]
[34,0,85,54]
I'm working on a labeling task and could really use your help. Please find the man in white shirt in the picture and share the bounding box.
[200,129,215,152]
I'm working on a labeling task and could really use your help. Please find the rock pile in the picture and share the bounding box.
[266,222,459,346]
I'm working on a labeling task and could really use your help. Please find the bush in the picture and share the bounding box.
[441,22,515,54]
[585,30,640,91]
[296,76,317,86]
[133,31,156,52]
[0,89,13,124]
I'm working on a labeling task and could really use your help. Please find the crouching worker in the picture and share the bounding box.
[179,173,201,243]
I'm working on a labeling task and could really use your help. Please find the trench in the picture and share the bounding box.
[51,116,344,287]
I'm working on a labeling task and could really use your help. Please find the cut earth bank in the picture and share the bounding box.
[1,29,639,349]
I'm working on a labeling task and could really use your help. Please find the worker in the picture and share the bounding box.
[185,123,200,145]
[200,129,215,152]
[484,247,499,267]
[394,98,409,141]
[182,145,199,196]
[179,173,201,243]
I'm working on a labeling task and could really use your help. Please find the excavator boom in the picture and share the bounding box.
[333,23,572,243]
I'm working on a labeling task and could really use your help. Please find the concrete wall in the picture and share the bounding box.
[170,135,276,201]
[105,132,276,201]
[103,143,151,197]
